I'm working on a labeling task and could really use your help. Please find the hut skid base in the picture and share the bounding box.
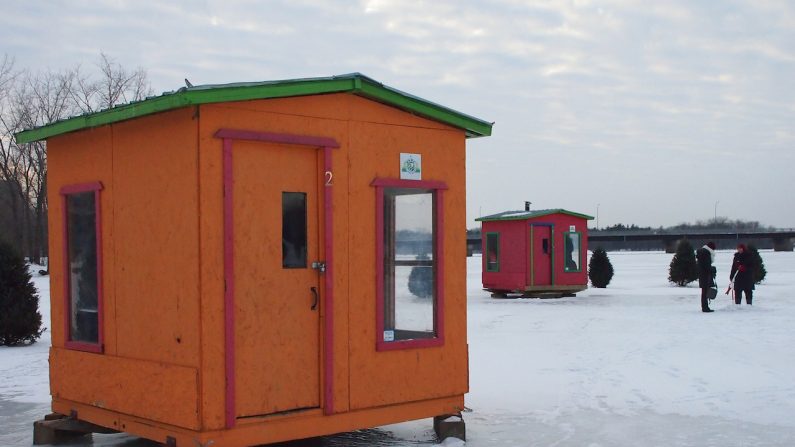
[490,291,577,299]
[487,286,586,299]
[433,412,466,441]
[33,412,120,445]
[34,395,466,446]
[33,413,465,446]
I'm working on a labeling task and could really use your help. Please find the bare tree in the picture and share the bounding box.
[1,68,75,262]
[71,52,153,113]
[0,52,152,262]
[0,55,25,253]
[0,55,14,94]
[69,64,97,114]
[18,71,75,262]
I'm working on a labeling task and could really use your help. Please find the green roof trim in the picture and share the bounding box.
[14,73,493,144]
[476,209,595,222]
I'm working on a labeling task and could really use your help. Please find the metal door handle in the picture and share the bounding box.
[310,287,319,310]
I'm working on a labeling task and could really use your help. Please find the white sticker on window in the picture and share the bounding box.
[384,330,395,342]
[400,153,422,180]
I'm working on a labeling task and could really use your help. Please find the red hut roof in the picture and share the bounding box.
[475,208,594,222]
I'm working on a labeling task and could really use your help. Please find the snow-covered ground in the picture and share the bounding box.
[2,250,795,446]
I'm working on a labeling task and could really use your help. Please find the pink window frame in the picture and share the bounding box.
[372,177,447,351]
[60,182,104,353]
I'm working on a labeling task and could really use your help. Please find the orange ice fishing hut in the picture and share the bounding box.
[16,74,493,446]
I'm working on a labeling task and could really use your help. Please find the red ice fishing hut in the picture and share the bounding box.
[475,207,593,297]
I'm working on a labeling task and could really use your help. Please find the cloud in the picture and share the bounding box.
[1,0,793,227]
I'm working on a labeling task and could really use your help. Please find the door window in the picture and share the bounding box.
[282,192,307,268]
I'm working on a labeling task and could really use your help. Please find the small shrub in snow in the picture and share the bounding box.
[0,240,44,346]
[668,239,698,286]
[747,244,767,284]
[588,247,614,288]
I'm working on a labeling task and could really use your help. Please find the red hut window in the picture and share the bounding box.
[373,178,446,351]
[564,231,582,272]
[485,232,500,272]
[60,182,104,353]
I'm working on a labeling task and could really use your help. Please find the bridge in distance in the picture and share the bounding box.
[465,230,795,253]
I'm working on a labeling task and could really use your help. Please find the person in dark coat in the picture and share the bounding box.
[696,241,717,312]
[730,243,755,305]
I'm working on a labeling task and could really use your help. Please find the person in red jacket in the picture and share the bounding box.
[730,244,755,305]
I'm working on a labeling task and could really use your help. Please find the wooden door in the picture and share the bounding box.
[531,225,553,286]
[234,140,321,418]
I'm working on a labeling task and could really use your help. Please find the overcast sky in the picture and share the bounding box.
[2,1,793,229]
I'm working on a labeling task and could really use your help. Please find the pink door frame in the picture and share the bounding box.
[530,223,554,286]
[214,129,340,428]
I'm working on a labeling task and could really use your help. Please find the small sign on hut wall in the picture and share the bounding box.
[400,153,422,180]
[384,330,395,342]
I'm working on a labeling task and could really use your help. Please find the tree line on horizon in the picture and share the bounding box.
[0,53,152,262]
[466,217,777,237]
[593,217,776,233]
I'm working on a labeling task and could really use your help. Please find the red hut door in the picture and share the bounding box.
[531,225,553,286]
[233,141,321,417]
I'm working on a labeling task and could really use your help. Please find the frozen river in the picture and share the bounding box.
[2,250,795,446]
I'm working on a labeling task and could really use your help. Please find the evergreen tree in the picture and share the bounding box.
[668,239,698,286]
[588,247,614,288]
[747,244,767,284]
[0,240,44,346]
[408,253,433,298]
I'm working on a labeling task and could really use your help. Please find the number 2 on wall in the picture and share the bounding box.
[324,171,333,186]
